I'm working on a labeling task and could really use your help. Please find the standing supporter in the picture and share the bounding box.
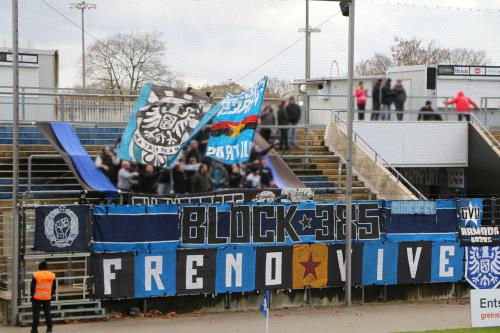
[443,91,478,121]
[228,164,243,188]
[418,101,442,121]
[286,96,301,146]
[277,100,289,150]
[260,159,274,188]
[210,161,228,190]
[173,162,188,193]
[140,164,158,194]
[117,160,139,192]
[245,168,261,189]
[392,80,407,121]
[191,163,213,193]
[259,103,275,143]
[381,78,393,120]
[371,79,383,120]
[196,126,210,154]
[157,168,170,196]
[354,81,367,120]
[95,146,120,184]
[31,261,55,333]
[185,140,202,163]
[184,157,200,191]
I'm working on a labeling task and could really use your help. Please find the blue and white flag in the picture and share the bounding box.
[206,76,268,165]
[259,290,270,318]
[119,84,219,168]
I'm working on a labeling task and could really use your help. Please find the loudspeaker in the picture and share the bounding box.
[426,67,437,90]
[339,1,350,17]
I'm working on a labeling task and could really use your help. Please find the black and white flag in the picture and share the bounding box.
[34,205,88,252]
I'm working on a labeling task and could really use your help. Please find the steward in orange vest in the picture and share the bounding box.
[31,261,56,333]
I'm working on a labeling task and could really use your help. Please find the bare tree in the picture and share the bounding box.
[86,31,176,93]
[391,36,489,66]
[356,37,490,75]
[355,54,393,76]
[197,81,245,97]
[447,48,489,66]
[265,77,298,99]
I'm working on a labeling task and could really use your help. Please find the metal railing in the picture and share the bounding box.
[331,112,427,200]
[470,113,500,151]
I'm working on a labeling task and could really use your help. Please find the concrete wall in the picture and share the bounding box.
[324,121,417,200]
[352,121,469,167]
[101,283,470,316]
[466,124,500,196]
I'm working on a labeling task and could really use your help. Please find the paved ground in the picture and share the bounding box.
[4,300,471,333]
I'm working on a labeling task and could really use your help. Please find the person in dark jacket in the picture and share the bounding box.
[286,96,301,146]
[259,104,275,142]
[172,162,188,193]
[140,164,158,194]
[277,100,289,150]
[418,101,442,121]
[228,164,243,188]
[191,163,213,193]
[381,78,393,120]
[95,146,120,184]
[392,79,407,121]
[371,79,383,120]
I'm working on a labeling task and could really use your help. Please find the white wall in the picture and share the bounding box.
[352,121,468,167]
[0,48,58,121]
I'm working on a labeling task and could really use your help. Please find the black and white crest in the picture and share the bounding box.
[133,87,212,166]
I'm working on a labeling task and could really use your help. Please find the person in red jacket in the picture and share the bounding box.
[443,91,478,121]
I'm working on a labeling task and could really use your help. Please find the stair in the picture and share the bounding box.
[18,300,105,326]
[280,129,375,201]
[490,130,500,152]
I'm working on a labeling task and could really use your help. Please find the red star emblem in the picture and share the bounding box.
[300,253,321,279]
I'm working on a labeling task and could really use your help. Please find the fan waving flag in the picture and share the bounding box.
[119,84,220,168]
[206,76,268,164]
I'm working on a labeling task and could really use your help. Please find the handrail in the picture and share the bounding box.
[331,112,427,200]
[470,113,500,150]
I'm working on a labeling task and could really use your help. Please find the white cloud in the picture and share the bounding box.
[1,0,499,87]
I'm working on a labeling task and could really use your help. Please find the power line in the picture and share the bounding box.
[234,10,342,84]
[362,0,500,13]
[40,0,105,46]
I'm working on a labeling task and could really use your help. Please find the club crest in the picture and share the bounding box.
[44,206,80,248]
[458,199,483,227]
[465,246,500,289]
[133,88,212,166]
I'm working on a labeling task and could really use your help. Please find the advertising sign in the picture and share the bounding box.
[471,289,500,328]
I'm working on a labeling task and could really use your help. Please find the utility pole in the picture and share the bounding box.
[70,1,96,89]
[344,0,355,307]
[11,0,19,325]
[305,0,310,79]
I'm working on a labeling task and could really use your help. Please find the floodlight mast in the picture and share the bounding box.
[309,0,355,307]
[11,0,20,325]
[70,1,96,90]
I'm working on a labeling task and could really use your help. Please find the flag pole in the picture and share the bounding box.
[265,306,269,333]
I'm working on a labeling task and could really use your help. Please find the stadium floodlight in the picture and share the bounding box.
[309,0,355,307]
[69,1,96,90]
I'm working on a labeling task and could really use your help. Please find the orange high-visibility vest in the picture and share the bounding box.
[33,270,55,301]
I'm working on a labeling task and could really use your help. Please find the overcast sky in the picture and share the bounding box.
[1,0,500,88]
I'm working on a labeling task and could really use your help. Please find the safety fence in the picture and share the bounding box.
[1,88,500,128]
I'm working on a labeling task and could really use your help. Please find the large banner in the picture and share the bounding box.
[119,84,219,168]
[206,77,268,164]
[91,241,463,298]
[34,205,88,252]
[86,198,499,299]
